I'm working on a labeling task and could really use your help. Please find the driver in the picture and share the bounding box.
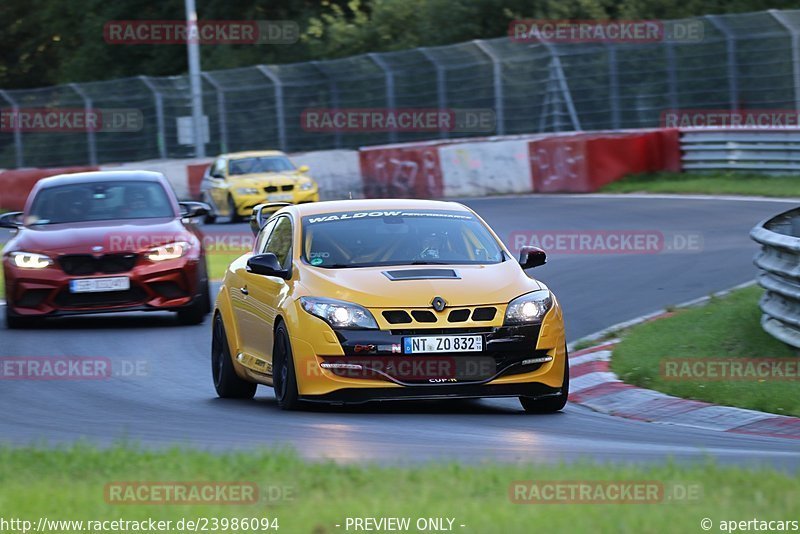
[119,187,149,218]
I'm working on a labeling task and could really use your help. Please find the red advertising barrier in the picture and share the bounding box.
[187,163,210,200]
[529,129,680,193]
[359,144,444,199]
[0,166,99,211]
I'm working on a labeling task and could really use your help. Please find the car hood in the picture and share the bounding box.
[228,173,305,187]
[296,260,542,308]
[5,218,195,255]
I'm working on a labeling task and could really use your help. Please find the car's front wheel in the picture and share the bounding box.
[211,314,257,399]
[228,195,242,224]
[519,346,569,414]
[5,306,39,329]
[272,322,301,410]
[202,192,217,224]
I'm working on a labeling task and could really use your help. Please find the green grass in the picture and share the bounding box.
[611,286,800,417]
[207,247,249,281]
[0,445,797,534]
[601,171,800,197]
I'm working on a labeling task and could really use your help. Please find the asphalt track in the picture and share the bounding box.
[2,195,799,469]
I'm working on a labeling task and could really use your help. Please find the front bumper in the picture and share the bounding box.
[233,189,319,216]
[287,307,567,401]
[3,255,202,317]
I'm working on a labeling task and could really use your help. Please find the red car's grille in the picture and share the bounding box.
[54,286,147,308]
[58,254,138,275]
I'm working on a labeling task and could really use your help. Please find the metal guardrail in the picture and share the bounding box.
[681,129,800,172]
[751,207,800,349]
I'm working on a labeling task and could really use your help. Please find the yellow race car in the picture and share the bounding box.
[201,150,319,223]
[211,199,568,413]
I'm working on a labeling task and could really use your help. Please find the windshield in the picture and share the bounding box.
[229,156,295,175]
[302,210,505,268]
[27,181,175,224]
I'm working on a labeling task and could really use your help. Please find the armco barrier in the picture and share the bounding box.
[529,130,680,193]
[0,166,98,211]
[751,207,800,349]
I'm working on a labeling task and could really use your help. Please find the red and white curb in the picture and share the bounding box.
[567,341,800,440]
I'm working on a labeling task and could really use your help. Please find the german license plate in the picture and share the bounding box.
[403,335,483,354]
[69,277,130,293]
[268,193,293,202]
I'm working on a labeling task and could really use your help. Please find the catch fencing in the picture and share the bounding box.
[1,9,800,168]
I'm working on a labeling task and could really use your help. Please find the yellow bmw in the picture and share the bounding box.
[201,150,319,223]
[211,199,568,412]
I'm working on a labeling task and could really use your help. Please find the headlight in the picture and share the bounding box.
[236,187,260,195]
[300,297,378,329]
[299,181,315,191]
[10,252,52,269]
[504,290,552,325]
[146,241,190,261]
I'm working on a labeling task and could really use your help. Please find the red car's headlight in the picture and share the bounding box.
[9,251,53,269]
[145,241,191,262]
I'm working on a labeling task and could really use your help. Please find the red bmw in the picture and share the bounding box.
[1,171,211,328]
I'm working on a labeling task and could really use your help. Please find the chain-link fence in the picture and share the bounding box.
[1,9,799,168]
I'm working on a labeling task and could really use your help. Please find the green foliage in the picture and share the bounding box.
[3,0,799,89]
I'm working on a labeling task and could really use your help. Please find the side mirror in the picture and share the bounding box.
[247,253,289,279]
[0,211,23,229]
[179,201,210,218]
[519,246,546,269]
[297,165,309,173]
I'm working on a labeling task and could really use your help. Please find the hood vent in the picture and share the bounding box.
[382,269,460,281]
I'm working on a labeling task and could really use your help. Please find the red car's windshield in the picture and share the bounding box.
[27,181,175,224]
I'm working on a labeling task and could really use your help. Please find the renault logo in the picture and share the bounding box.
[431,296,447,312]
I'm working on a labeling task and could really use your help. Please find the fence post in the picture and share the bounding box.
[706,15,739,110]
[256,65,287,152]
[139,76,167,159]
[311,61,342,149]
[541,42,582,132]
[769,10,800,111]
[368,53,397,144]
[201,73,228,154]
[473,40,505,135]
[664,42,679,113]
[419,47,449,139]
[606,44,621,129]
[69,83,97,165]
[0,90,24,168]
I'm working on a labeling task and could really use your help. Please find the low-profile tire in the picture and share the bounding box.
[177,260,211,325]
[519,346,569,414]
[211,313,257,399]
[272,322,301,411]
[5,307,39,329]
[202,192,217,224]
[228,195,242,224]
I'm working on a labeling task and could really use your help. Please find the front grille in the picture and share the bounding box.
[390,327,495,336]
[54,286,147,308]
[381,306,500,326]
[281,184,294,192]
[383,310,412,324]
[59,254,138,275]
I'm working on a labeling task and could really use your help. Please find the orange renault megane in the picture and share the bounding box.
[212,199,568,413]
